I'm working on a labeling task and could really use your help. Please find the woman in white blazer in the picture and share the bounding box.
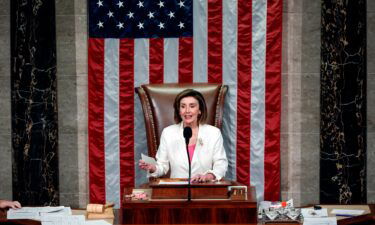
[139,89,228,182]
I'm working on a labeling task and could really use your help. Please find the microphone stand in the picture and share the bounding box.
[183,126,192,202]
[185,140,192,201]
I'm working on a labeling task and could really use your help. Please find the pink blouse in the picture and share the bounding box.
[188,144,196,162]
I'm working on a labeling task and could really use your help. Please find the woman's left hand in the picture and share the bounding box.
[191,173,215,183]
[0,200,21,209]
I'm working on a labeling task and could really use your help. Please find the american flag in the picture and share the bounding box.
[88,0,282,208]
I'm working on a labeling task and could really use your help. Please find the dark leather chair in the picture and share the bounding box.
[136,83,228,158]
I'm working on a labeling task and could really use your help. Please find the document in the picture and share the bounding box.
[41,215,85,225]
[85,220,112,225]
[303,217,337,225]
[7,206,72,220]
[301,208,328,218]
[141,153,156,165]
[331,209,364,216]
[159,181,188,185]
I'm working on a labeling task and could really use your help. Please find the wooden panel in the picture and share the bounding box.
[121,203,257,224]
[148,178,243,200]
[123,180,257,224]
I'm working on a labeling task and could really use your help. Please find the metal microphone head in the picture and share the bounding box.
[183,126,192,140]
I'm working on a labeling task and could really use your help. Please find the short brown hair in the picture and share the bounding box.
[173,89,208,124]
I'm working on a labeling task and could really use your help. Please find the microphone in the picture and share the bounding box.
[183,126,192,145]
[183,126,192,201]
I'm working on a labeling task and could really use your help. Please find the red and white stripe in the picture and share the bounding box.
[88,0,282,208]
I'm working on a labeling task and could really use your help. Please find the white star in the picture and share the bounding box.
[147,11,155,19]
[117,1,124,8]
[97,21,104,28]
[168,11,175,18]
[107,11,114,18]
[158,1,165,8]
[178,0,185,8]
[97,0,103,7]
[158,22,165,29]
[137,22,144,29]
[137,1,144,8]
[127,11,134,18]
[117,22,124,29]
[178,21,184,29]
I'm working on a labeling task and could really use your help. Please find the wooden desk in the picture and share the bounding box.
[120,202,375,225]
[0,205,373,225]
[121,180,257,224]
[335,204,375,225]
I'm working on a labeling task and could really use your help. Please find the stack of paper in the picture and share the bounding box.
[301,208,337,225]
[7,206,71,220]
[6,207,99,225]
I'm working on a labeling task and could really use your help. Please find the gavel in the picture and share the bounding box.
[86,203,114,213]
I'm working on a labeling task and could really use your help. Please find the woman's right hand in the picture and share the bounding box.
[138,160,156,173]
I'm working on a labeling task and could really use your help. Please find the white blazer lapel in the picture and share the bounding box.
[177,123,189,170]
[191,124,204,167]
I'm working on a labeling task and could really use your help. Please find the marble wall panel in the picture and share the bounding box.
[281,0,302,205]
[75,16,88,69]
[74,0,88,208]
[301,12,321,74]
[58,132,79,207]
[367,0,375,202]
[0,76,10,119]
[282,12,302,74]
[283,0,320,13]
[320,0,367,204]
[75,2,89,209]
[57,41,77,76]
[57,76,79,208]
[301,73,320,132]
[368,13,375,73]
[0,15,10,77]
[368,0,375,12]
[300,133,320,204]
[281,0,320,206]
[74,0,87,15]
[0,134,12,200]
[11,0,59,205]
[56,0,84,208]
[57,76,78,133]
[77,132,89,206]
[55,0,89,208]
[0,0,11,201]
[55,0,74,15]
[368,132,375,203]
[0,75,11,183]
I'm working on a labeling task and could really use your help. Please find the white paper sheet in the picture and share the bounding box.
[159,181,188,185]
[7,206,72,220]
[8,206,65,214]
[41,215,85,225]
[141,153,156,165]
[301,208,328,218]
[303,217,337,225]
[85,220,112,225]
[330,209,364,216]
